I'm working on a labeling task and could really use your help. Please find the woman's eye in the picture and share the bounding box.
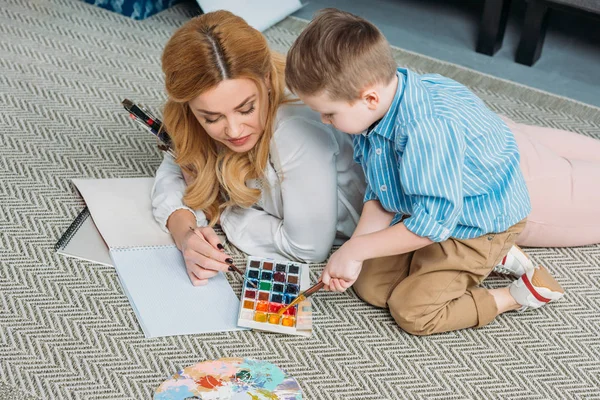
[205,116,221,124]
[240,106,255,115]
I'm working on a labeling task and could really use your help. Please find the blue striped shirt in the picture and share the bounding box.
[353,68,531,242]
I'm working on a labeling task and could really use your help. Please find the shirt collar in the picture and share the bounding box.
[362,69,405,139]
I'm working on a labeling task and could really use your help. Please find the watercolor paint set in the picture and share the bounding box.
[237,256,313,336]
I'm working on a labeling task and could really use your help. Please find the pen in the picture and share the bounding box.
[122,99,176,157]
[122,99,162,135]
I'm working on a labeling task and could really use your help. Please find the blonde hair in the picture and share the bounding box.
[161,11,287,226]
[285,8,396,102]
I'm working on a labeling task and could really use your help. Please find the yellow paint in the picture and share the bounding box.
[268,314,281,324]
[254,312,267,323]
[282,316,295,327]
[256,388,279,399]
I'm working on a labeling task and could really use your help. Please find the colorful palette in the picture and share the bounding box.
[238,257,313,336]
[154,357,302,399]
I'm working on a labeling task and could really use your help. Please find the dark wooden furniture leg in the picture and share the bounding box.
[476,0,512,55]
[516,0,551,66]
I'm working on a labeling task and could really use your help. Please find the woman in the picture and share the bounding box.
[151,11,365,286]
[153,11,600,286]
[505,117,600,248]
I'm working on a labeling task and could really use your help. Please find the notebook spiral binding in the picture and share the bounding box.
[54,207,91,251]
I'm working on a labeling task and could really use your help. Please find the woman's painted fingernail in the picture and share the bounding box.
[217,243,224,250]
[228,266,235,272]
[225,258,234,264]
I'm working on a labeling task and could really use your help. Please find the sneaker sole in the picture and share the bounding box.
[531,265,564,294]
[523,265,565,304]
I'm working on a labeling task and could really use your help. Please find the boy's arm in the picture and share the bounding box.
[323,117,465,291]
[351,199,395,238]
[350,222,433,260]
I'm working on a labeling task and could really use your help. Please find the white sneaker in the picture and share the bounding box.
[493,245,534,277]
[509,265,565,311]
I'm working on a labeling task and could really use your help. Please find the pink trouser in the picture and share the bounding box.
[502,117,600,247]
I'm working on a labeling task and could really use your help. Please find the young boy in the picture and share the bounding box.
[285,9,564,335]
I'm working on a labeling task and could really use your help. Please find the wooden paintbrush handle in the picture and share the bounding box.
[303,281,325,297]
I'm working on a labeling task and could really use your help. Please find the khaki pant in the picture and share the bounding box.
[353,219,527,336]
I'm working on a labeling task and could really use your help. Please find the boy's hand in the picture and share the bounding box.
[321,240,363,292]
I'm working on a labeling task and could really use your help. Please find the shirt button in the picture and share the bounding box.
[375,148,382,155]
[380,185,387,191]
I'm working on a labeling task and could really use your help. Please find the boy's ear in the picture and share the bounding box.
[361,87,379,110]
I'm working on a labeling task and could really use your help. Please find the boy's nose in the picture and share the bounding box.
[321,115,332,125]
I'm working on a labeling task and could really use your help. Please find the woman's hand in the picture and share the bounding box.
[180,226,234,286]
[167,209,233,286]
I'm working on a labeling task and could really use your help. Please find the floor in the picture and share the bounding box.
[293,0,600,107]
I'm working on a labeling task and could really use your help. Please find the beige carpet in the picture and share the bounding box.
[1,0,599,399]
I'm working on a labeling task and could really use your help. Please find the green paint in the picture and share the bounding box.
[236,369,252,382]
[259,281,271,291]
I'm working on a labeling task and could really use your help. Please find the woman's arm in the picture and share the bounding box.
[151,153,208,234]
[220,117,342,263]
[151,153,231,286]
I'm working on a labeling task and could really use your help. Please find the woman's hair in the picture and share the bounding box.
[161,10,287,226]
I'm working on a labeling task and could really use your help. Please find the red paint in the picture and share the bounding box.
[269,303,282,313]
[284,306,296,316]
[196,375,223,389]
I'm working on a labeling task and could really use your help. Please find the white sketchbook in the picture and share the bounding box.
[56,178,243,338]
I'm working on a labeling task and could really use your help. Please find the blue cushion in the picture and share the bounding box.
[81,0,183,20]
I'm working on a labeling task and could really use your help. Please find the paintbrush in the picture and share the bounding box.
[188,227,256,288]
[276,281,325,317]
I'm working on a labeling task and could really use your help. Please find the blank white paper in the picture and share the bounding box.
[110,245,244,338]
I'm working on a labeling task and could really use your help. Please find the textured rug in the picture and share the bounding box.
[1,1,599,399]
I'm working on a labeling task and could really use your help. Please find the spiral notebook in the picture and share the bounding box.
[56,178,243,338]
[55,207,113,267]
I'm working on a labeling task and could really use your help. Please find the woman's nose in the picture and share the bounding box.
[226,117,244,138]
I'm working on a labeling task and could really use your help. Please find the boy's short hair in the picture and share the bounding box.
[285,8,397,102]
